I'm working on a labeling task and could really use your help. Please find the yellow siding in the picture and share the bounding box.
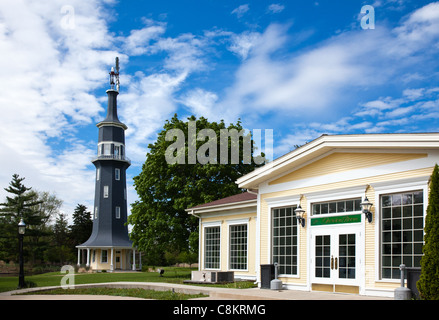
[269,152,427,185]
[200,211,257,277]
[261,166,433,290]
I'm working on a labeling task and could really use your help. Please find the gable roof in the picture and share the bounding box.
[237,132,439,189]
[187,192,257,213]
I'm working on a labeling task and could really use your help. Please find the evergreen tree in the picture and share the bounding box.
[417,164,439,299]
[69,204,92,247]
[0,174,43,262]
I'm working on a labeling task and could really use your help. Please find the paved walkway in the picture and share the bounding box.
[0,282,392,300]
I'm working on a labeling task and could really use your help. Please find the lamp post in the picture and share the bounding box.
[18,219,26,289]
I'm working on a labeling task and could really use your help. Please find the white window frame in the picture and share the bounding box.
[103,185,109,198]
[202,221,221,270]
[101,249,108,263]
[96,168,100,181]
[115,168,120,181]
[371,176,429,283]
[94,206,98,220]
[266,195,301,278]
[227,218,249,272]
[115,206,121,219]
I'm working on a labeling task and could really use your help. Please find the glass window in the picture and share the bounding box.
[101,250,108,263]
[204,226,221,269]
[115,168,120,181]
[229,224,247,270]
[272,206,298,275]
[104,186,109,198]
[381,190,424,280]
[94,206,98,220]
[115,206,120,219]
[103,144,111,155]
[312,198,362,215]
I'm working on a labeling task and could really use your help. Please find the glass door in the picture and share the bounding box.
[311,227,360,287]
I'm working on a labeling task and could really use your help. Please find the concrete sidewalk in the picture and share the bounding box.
[0,282,392,300]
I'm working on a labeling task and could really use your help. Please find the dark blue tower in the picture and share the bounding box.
[77,58,140,271]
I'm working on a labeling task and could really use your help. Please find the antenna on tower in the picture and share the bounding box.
[109,57,120,91]
[115,57,120,91]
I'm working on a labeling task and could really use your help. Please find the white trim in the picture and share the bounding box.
[188,199,256,214]
[260,152,438,195]
[227,220,249,272]
[202,222,222,271]
[266,196,301,278]
[237,133,439,189]
[372,178,429,283]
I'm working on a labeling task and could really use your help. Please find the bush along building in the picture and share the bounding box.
[77,58,140,271]
[187,133,439,297]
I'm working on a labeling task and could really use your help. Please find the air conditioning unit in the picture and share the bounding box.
[188,270,234,283]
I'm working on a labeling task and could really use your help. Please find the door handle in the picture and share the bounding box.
[335,257,338,270]
[331,256,334,270]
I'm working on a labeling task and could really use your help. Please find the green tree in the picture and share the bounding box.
[417,164,439,299]
[0,174,43,262]
[128,114,265,264]
[69,204,92,262]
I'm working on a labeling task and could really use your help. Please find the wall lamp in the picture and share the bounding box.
[294,205,306,227]
[360,197,373,223]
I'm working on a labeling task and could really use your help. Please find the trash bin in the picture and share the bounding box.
[406,267,421,299]
[260,264,275,289]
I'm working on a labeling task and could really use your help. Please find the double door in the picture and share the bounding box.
[311,226,362,287]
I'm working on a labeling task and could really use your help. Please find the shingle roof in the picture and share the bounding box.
[188,192,257,210]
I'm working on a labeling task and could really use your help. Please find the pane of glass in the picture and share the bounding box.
[337,201,345,212]
[403,218,412,229]
[414,204,423,217]
[339,234,347,245]
[354,199,361,211]
[403,206,412,218]
[413,191,423,204]
[414,217,423,229]
[321,203,328,214]
[329,202,336,213]
[345,200,353,212]
[382,208,392,219]
[382,195,392,207]
[313,204,320,215]
[392,207,401,218]
[403,194,413,205]
[392,194,402,206]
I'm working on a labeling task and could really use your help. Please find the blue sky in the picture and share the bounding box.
[1,0,439,221]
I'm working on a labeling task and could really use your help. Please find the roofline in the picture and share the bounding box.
[236,132,439,189]
[187,198,257,215]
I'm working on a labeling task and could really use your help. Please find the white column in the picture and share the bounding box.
[110,248,114,271]
[138,251,142,270]
[77,249,81,266]
[121,250,124,270]
[86,248,90,267]
[132,249,136,271]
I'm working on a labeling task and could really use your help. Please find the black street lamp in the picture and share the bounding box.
[18,219,26,289]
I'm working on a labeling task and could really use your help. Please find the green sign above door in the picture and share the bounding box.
[311,214,362,226]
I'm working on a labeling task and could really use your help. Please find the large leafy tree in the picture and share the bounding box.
[129,115,265,263]
[417,164,439,299]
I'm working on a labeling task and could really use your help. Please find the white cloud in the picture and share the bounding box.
[228,31,261,59]
[268,4,285,14]
[231,4,250,18]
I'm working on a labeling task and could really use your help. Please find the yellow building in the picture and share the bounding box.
[188,133,439,297]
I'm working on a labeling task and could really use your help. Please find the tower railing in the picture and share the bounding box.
[92,154,131,164]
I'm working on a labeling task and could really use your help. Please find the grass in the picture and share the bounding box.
[17,287,208,300]
[0,267,195,293]
[0,266,256,299]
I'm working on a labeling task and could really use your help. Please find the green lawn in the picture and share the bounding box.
[0,267,195,293]
[18,287,207,300]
